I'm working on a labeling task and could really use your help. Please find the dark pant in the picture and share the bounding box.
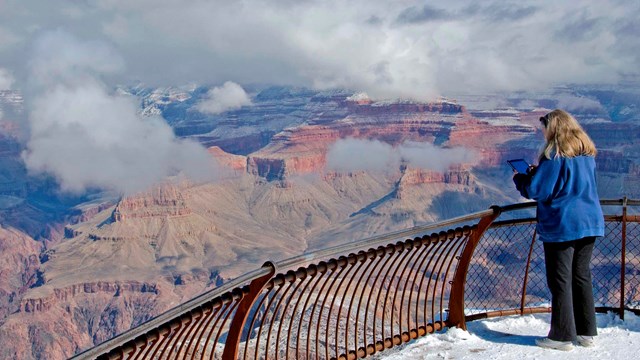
[543,237,598,341]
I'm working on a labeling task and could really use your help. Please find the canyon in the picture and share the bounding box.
[0,84,639,359]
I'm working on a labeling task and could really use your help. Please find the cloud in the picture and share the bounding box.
[395,5,452,25]
[555,11,604,42]
[326,138,476,173]
[469,3,538,22]
[346,92,370,102]
[194,81,252,115]
[27,30,124,88]
[22,30,218,194]
[327,138,398,172]
[555,94,604,112]
[0,68,14,90]
[0,26,21,50]
[398,141,477,171]
[0,1,639,100]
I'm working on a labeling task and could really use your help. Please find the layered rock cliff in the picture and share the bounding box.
[0,226,43,320]
[111,184,191,222]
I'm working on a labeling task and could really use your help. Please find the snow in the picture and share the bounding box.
[376,311,640,359]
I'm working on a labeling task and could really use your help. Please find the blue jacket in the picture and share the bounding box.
[513,155,604,242]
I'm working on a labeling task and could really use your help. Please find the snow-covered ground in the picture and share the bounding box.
[375,311,640,359]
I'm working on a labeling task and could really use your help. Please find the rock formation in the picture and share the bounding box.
[0,226,43,320]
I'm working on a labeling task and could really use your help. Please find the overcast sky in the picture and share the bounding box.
[0,0,638,99]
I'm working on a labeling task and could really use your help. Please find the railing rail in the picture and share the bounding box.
[71,198,640,360]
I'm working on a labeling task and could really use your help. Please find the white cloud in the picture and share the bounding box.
[0,68,14,90]
[0,1,639,100]
[327,138,399,172]
[346,92,370,102]
[556,94,604,112]
[27,30,124,88]
[22,30,218,194]
[398,141,477,172]
[326,138,476,173]
[195,81,252,115]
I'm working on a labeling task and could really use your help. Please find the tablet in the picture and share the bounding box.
[507,159,530,174]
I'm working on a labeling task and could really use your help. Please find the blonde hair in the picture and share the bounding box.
[539,109,597,160]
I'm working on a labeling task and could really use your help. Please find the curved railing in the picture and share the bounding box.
[72,198,640,360]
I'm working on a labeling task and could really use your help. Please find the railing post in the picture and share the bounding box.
[620,197,628,320]
[447,206,501,330]
[221,262,276,360]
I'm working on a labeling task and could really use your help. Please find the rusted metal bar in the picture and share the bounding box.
[465,306,552,321]
[307,259,339,359]
[283,267,311,358]
[189,305,221,360]
[388,240,415,340]
[130,330,155,360]
[439,230,469,327]
[148,325,172,360]
[325,254,359,358]
[374,244,404,349]
[433,231,463,329]
[403,237,430,336]
[213,297,241,357]
[447,206,502,330]
[396,238,423,341]
[345,250,376,357]
[243,289,271,359]
[200,300,233,360]
[365,246,395,354]
[430,233,452,328]
[160,314,191,359]
[295,263,328,359]
[138,329,161,360]
[289,265,323,359]
[355,247,387,356]
[380,242,408,346]
[319,258,349,360]
[277,269,307,359]
[334,253,366,358]
[620,197,627,321]
[178,306,208,359]
[409,236,435,335]
[251,294,284,359]
[266,272,297,358]
[520,229,537,314]
[221,262,276,360]
[420,236,448,328]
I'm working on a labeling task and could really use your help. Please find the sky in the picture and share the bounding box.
[376,312,640,359]
[1,0,638,99]
[0,0,638,194]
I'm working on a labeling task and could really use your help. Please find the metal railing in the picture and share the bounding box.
[72,198,640,360]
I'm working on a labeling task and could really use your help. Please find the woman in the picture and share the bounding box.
[513,109,604,351]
